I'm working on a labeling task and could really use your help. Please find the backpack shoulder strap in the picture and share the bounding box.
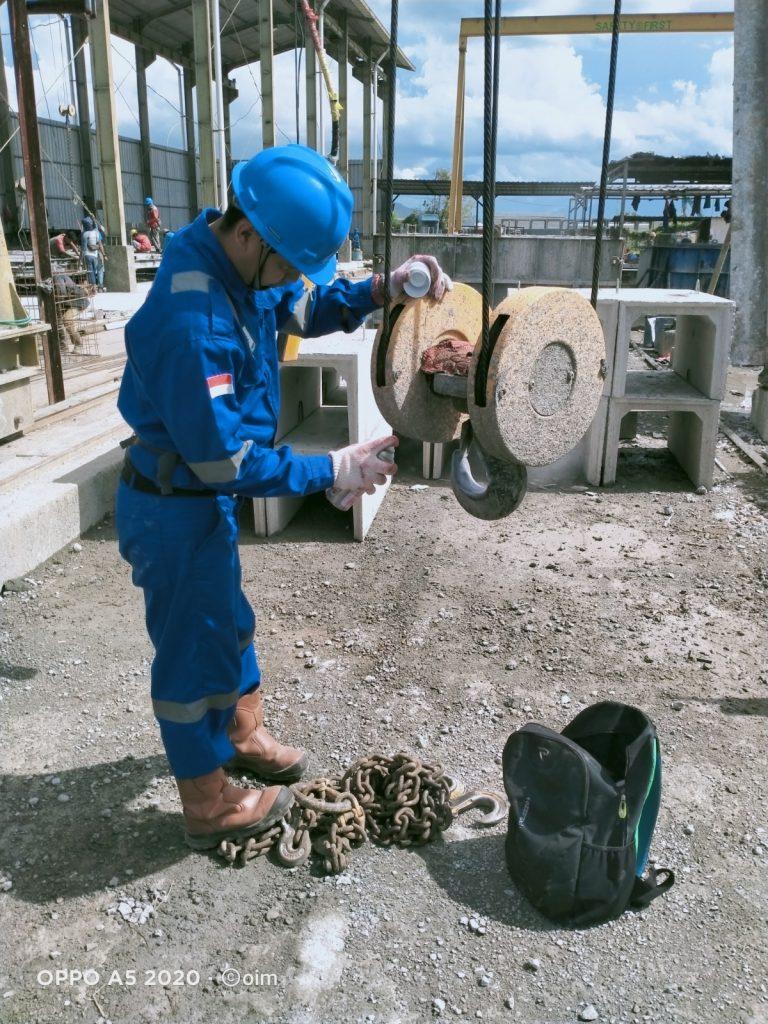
[635,736,662,874]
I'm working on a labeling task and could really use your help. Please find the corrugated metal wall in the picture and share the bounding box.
[346,159,382,231]
[10,116,89,231]
[5,116,373,235]
[8,113,196,233]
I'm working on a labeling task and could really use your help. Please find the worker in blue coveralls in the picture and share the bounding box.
[116,144,451,850]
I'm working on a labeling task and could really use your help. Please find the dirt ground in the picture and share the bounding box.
[1,426,767,1024]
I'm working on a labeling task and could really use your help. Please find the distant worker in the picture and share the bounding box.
[116,144,451,850]
[49,229,80,261]
[81,216,107,291]
[350,227,362,260]
[131,228,153,254]
[53,271,91,352]
[144,197,161,252]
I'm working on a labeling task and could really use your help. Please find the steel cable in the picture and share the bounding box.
[474,0,501,406]
[380,0,398,348]
[590,0,622,308]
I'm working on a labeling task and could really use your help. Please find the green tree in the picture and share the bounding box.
[422,168,450,231]
[421,169,474,231]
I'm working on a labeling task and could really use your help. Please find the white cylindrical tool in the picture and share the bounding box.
[403,261,432,299]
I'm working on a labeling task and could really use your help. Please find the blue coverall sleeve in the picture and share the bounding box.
[276,277,380,337]
[142,327,334,498]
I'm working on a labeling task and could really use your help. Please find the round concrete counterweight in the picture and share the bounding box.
[467,287,605,466]
[371,283,483,443]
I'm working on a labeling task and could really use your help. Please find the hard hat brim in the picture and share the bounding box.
[305,253,337,285]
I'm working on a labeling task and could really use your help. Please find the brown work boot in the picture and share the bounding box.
[175,768,293,850]
[227,688,308,782]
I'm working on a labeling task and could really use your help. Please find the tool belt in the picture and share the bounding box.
[120,449,214,499]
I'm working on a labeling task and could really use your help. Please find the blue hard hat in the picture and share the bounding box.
[231,144,353,285]
[144,197,153,204]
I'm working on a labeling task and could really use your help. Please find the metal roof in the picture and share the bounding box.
[608,154,731,185]
[392,179,596,198]
[393,179,732,201]
[108,0,413,85]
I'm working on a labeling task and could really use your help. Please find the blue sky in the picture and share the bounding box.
[2,0,734,219]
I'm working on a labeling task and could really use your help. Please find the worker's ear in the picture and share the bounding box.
[234,217,258,251]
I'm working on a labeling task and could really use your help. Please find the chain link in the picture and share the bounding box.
[216,752,505,874]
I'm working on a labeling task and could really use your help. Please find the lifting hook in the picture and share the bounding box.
[450,421,527,521]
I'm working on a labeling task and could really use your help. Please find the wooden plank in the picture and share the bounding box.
[629,340,662,370]
[720,424,768,475]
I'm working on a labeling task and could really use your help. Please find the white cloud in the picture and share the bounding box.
[2,3,733,198]
[612,44,733,156]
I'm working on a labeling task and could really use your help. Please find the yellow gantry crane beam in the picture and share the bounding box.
[446,11,735,232]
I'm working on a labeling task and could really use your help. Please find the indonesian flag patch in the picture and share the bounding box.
[206,373,234,399]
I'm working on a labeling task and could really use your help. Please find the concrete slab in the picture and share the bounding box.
[0,393,126,582]
[752,386,768,441]
[90,283,151,318]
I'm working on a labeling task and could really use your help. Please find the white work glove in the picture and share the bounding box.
[326,436,398,511]
[390,255,453,301]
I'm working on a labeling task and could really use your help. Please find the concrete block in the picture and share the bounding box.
[610,289,734,399]
[0,367,35,441]
[619,409,638,441]
[254,329,392,542]
[751,386,768,442]
[104,244,137,293]
[602,374,720,488]
[667,407,719,490]
[421,440,457,480]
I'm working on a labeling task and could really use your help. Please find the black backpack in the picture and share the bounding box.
[502,702,674,927]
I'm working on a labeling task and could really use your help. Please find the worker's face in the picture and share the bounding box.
[259,251,302,289]
[233,219,301,289]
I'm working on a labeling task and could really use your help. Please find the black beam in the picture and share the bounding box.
[135,45,155,206]
[25,1,95,13]
[0,17,19,233]
[70,15,95,214]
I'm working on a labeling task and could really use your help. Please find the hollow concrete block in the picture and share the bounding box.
[602,374,720,488]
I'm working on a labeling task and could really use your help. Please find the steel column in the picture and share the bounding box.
[258,0,276,149]
[192,0,217,208]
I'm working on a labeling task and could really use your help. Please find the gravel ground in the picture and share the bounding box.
[1,431,767,1024]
